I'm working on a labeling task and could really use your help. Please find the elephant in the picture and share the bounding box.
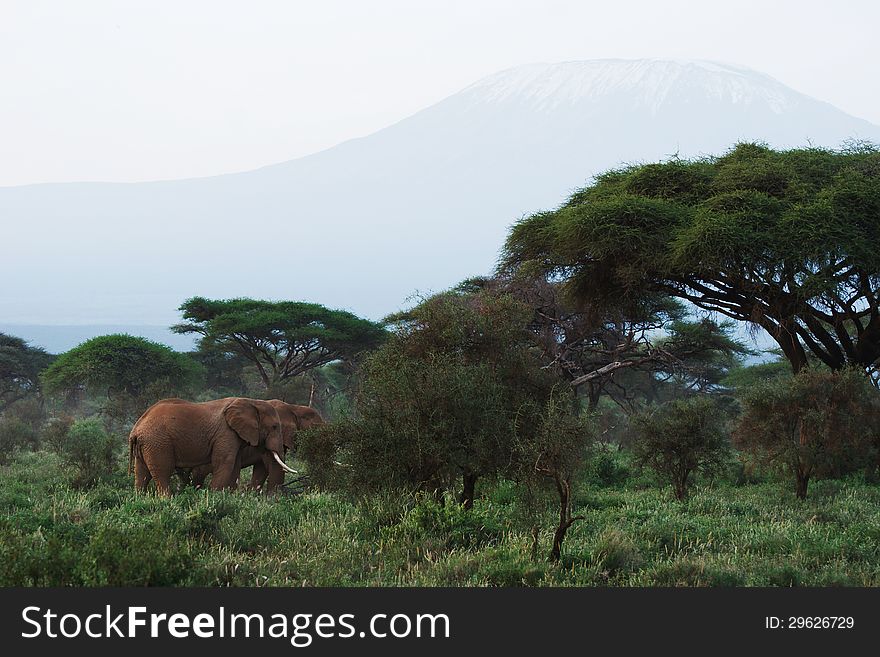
[129,397,294,495]
[185,401,325,493]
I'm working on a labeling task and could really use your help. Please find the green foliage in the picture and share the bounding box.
[41,334,203,405]
[40,415,73,453]
[632,397,730,500]
[512,389,595,560]
[0,416,40,465]
[585,444,631,487]
[5,449,880,586]
[310,288,556,502]
[62,419,117,488]
[323,349,513,496]
[502,143,880,374]
[0,333,52,413]
[385,497,505,552]
[173,297,386,388]
[80,518,194,586]
[735,368,880,499]
[592,528,643,574]
[722,354,792,391]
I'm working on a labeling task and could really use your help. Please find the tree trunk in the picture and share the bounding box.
[673,469,690,501]
[674,479,688,501]
[586,383,601,412]
[459,472,477,510]
[549,475,583,562]
[770,319,809,373]
[795,472,809,500]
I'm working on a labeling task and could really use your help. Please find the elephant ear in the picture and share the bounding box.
[281,407,300,449]
[294,406,324,430]
[223,399,261,447]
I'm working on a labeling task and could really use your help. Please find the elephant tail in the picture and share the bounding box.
[128,433,137,475]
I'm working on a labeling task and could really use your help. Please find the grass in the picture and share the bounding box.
[1,450,879,586]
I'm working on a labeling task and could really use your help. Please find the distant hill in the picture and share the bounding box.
[2,59,878,349]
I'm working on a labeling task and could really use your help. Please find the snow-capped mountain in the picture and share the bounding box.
[2,59,879,348]
[463,60,806,114]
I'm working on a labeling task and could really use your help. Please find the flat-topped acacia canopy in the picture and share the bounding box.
[501,142,880,374]
[172,297,387,387]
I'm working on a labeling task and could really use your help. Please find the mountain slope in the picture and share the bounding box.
[3,59,879,332]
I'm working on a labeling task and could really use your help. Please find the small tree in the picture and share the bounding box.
[305,287,557,507]
[62,419,116,488]
[41,334,202,423]
[323,349,511,503]
[0,333,52,413]
[513,388,594,562]
[735,368,880,499]
[172,297,386,389]
[632,396,729,500]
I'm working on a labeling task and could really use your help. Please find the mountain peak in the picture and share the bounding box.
[462,58,803,115]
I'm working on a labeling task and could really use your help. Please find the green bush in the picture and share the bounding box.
[0,417,40,464]
[62,419,117,488]
[633,397,729,500]
[398,497,504,551]
[587,445,630,487]
[80,518,193,586]
[735,368,880,499]
[592,528,643,575]
[182,496,238,541]
[40,416,73,453]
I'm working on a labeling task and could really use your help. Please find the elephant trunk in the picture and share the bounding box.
[272,450,298,474]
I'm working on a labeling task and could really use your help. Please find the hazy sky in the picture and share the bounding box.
[1,0,878,187]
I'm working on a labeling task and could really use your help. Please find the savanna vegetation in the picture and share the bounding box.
[1,143,879,586]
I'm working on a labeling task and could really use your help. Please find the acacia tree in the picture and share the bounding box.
[42,334,202,422]
[172,297,386,389]
[0,333,52,413]
[470,277,750,411]
[502,143,880,375]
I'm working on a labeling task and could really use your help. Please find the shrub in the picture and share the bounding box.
[80,519,193,586]
[586,445,630,487]
[399,497,504,551]
[735,368,880,499]
[62,419,117,488]
[41,415,73,453]
[632,396,729,500]
[182,496,237,540]
[313,288,557,507]
[0,417,40,465]
[592,528,643,575]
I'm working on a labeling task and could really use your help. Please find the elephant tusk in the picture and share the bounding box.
[272,451,298,474]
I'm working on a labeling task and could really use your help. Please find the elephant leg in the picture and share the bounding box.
[263,456,285,494]
[209,449,242,491]
[190,464,210,488]
[134,454,152,493]
[249,459,269,491]
[138,444,172,496]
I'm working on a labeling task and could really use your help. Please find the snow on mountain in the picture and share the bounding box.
[2,59,879,343]
[460,59,801,114]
